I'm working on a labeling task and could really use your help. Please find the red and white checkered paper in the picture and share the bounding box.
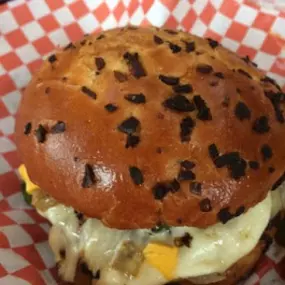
[1,0,285,284]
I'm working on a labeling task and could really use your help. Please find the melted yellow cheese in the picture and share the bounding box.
[143,243,178,280]
[18,164,39,194]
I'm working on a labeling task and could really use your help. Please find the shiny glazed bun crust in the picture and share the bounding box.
[16,26,285,229]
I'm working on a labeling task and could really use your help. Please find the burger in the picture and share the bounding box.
[15,26,285,285]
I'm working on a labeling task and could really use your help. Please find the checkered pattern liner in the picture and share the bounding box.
[0,0,285,284]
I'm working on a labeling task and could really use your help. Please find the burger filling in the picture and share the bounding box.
[19,165,284,285]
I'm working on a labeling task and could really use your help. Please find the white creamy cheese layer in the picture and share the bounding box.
[39,187,284,285]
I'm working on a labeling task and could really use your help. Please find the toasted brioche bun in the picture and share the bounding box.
[16,26,285,229]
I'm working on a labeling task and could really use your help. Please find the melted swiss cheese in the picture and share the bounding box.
[19,164,284,284]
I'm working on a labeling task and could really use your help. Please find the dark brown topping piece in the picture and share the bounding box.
[159,75,179,85]
[214,72,224,79]
[156,147,163,154]
[81,86,97,99]
[207,38,219,48]
[95,57,105,71]
[74,210,84,222]
[242,55,257,67]
[163,95,195,112]
[152,183,170,200]
[252,116,270,134]
[193,95,212,121]
[174,232,193,248]
[126,134,140,148]
[173,84,193,93]
[152,180,180,200]
[181,160,195,169]
[264,91,285,123]
[168,42,181,53]
[235,206,245,217]
[64,42,76,50]
[105,103,118,113]
[209,81,218,87]
[214,152,247,180]
[214,152,240,168]
[189,182,202,195]
[48,54,57,63]
[241,55,250,64]
[45,87,50,94]
[260,144,273,161]
[184,41,195,52]
[114,71,128,82]
[35,124,47,143]
[178,170,196,181]
[180,116,195,142]
[124,93,146,104]
[261,76,281,91]
[217,208,232,224]
[24,122,32,135]
[97,34,105,40]
[272,172,285,191]
[164,29,178,35]
[268,167,275,173]
[196,64,213,74]
[129,166,144,185]
[218,205,245,224]
[208,144,219,160]
[251,61,258,68]
[230,158,247,180]
[237,69,252,79]
[153,35,163,44]
[199,198,212,212]
[234,101,251,121]
[249,161,259,170]
[118,116,140,134]
[51,121,66,133]
[82,164,96,188]
[123,52,146,78]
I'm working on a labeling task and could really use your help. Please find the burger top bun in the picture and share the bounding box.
[15,26,285,229]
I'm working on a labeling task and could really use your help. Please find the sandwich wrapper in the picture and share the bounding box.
[0,0,285,284]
